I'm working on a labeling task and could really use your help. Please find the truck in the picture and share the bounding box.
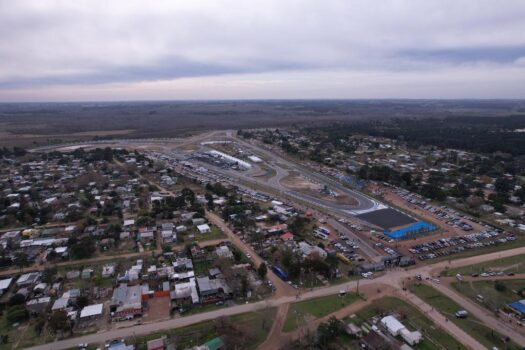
[314,230,329,240]
[319,227,330,235]
[271,266,289,281]
[336,252,351,265]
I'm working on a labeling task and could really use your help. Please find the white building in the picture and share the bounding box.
[197,224,211,234]
[0,278,13,295]
[80,303,104,319]
[381,315,422,346]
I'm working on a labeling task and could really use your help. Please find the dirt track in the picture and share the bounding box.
[206,210,296,299]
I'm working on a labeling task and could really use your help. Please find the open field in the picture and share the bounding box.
[0,314,54,350]
[451,279,525,312]
[192,225,227,242]
[0,129,136,148]
[443,254,525,276]
[282,292,360,332]
[409,283,521,350]
[129,308,276,350]
[350,296,465,350]
[3,100,522,148]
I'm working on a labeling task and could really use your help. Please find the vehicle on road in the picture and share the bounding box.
[272,265,289,281]
[455,310,469,318]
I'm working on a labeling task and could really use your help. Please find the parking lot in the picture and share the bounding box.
[409,231,517,261]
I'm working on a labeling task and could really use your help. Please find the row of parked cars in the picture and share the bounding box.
[410,231,517,261]
[330,239,364,262]
[395,189,476,231]
[373,242,399,256]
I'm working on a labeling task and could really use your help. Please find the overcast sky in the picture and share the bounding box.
[1,0,525,102]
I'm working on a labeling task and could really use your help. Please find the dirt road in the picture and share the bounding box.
[258,303,291,350]
[206,210,296,298]
[24,246,525,350]
[0,250,150,278]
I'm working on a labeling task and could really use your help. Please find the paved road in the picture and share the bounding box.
[398,288,486,350]
[430,279,525,346]
[25,246,525,350]
[231,135,380,213]
[24,135,525,349]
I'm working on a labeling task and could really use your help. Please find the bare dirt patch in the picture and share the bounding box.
[143,296,171,322]
[280,171,357,206]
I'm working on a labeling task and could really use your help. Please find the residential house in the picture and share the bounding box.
[110,284,143,319]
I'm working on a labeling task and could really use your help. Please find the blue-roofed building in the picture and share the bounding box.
[508,299,525,318]
[384,221,437,240]
[107,340,134,350]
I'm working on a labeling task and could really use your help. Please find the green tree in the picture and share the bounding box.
[76,295,89,309]
[8,293,26,306]
[495,280,507,292]
[42,267,57,284]
[70,237,95,260]
[34,316,46,336]
[316,316,344,348]
[7,305,28,323]
[48,310,72,334]
[14,252,30,271]
[257,262,268,279]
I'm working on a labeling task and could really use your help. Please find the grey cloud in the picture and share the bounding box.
[400,46,525,64]
[1,0,525,100]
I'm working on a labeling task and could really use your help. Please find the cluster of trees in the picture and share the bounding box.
[294,117,524,210]
[68,236,96,260]
[358,165,413,188]
[146,187,204,222]
[279,248,339,281]
[71,147,123,162]
[221,196,258,231]
[357,165,451,200]
[309,115,525,156]
[0,146,27,158]
[287,216,314,239]
[287,316,347,349]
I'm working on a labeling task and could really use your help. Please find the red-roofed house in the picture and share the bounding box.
[280,232,294,241]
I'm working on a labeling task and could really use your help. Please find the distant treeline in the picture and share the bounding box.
[313,115,525,156]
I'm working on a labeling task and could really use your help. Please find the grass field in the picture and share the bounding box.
[409,283,521,350]
[350,296,465,350]
[451,279,525,312]
[443,254,525,276]
[192,259,214,276]
[282,292,360,332]
[131,308,276,350]
[0,313,55,350]
[193,225,226,242]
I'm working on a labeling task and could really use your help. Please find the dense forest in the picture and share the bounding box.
[311,115,525,156]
